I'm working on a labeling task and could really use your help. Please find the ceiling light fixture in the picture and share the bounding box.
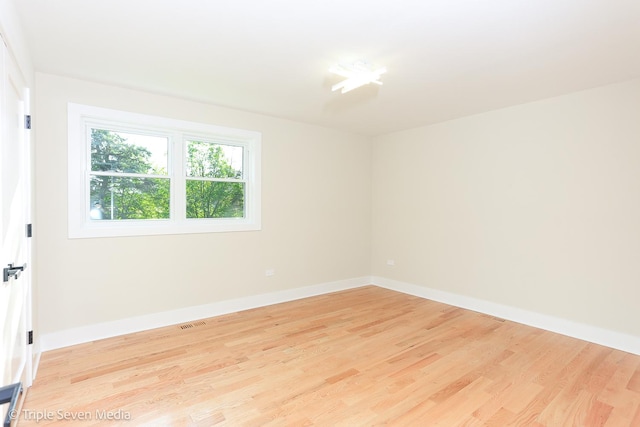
[329,60,387,94]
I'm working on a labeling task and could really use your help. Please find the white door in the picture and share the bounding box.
[0,34,32,399]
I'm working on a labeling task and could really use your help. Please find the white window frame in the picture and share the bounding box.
[68,103,261,238]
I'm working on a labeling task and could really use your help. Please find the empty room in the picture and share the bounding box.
[1,0,640,425]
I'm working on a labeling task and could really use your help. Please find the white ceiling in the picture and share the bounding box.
[13,0,640,136]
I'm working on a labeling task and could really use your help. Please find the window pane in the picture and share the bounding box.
[90,176,170,220]
[186,180,244,218]
[91,129,168,175]
[186,141,243,179]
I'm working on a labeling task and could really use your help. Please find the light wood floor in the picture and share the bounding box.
[19,286,640,426]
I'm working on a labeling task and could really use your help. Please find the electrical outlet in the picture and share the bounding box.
[265,269,275,277]
[386,259,395,266]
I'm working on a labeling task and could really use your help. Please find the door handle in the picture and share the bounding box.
[3,263,26,282]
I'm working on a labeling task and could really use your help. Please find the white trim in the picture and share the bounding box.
[31,351,41,382]
[39,276,371,352]
[372,276,640,356]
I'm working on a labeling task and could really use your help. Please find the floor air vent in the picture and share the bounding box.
[179,320,207,330]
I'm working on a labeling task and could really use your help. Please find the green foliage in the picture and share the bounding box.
[91,129,155,174]
[89,130,244,220]
[186,141,240,179]
[186,181,244,218]
[90,129,169,220]
[186,141,244,218]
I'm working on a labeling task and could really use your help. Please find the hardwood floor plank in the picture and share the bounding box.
[20,286,640,426]
[627,368,640,393]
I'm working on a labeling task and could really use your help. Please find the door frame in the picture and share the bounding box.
[0,33,33,390]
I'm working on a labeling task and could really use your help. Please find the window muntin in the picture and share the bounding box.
[68,103,261,238]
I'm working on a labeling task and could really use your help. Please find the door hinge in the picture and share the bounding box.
[25,115,32,130]
[26,223,33,238]
[28,330,33,345]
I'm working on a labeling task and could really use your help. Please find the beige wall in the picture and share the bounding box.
[35,71,640,341]
[372,78,640,336]
[35,73,372,334]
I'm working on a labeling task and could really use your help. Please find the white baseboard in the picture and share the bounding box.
[372,276,640,356]
[38,275,640,357]
[39,276,371,352]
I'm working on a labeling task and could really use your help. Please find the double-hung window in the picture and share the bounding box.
[68,103,261,238]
